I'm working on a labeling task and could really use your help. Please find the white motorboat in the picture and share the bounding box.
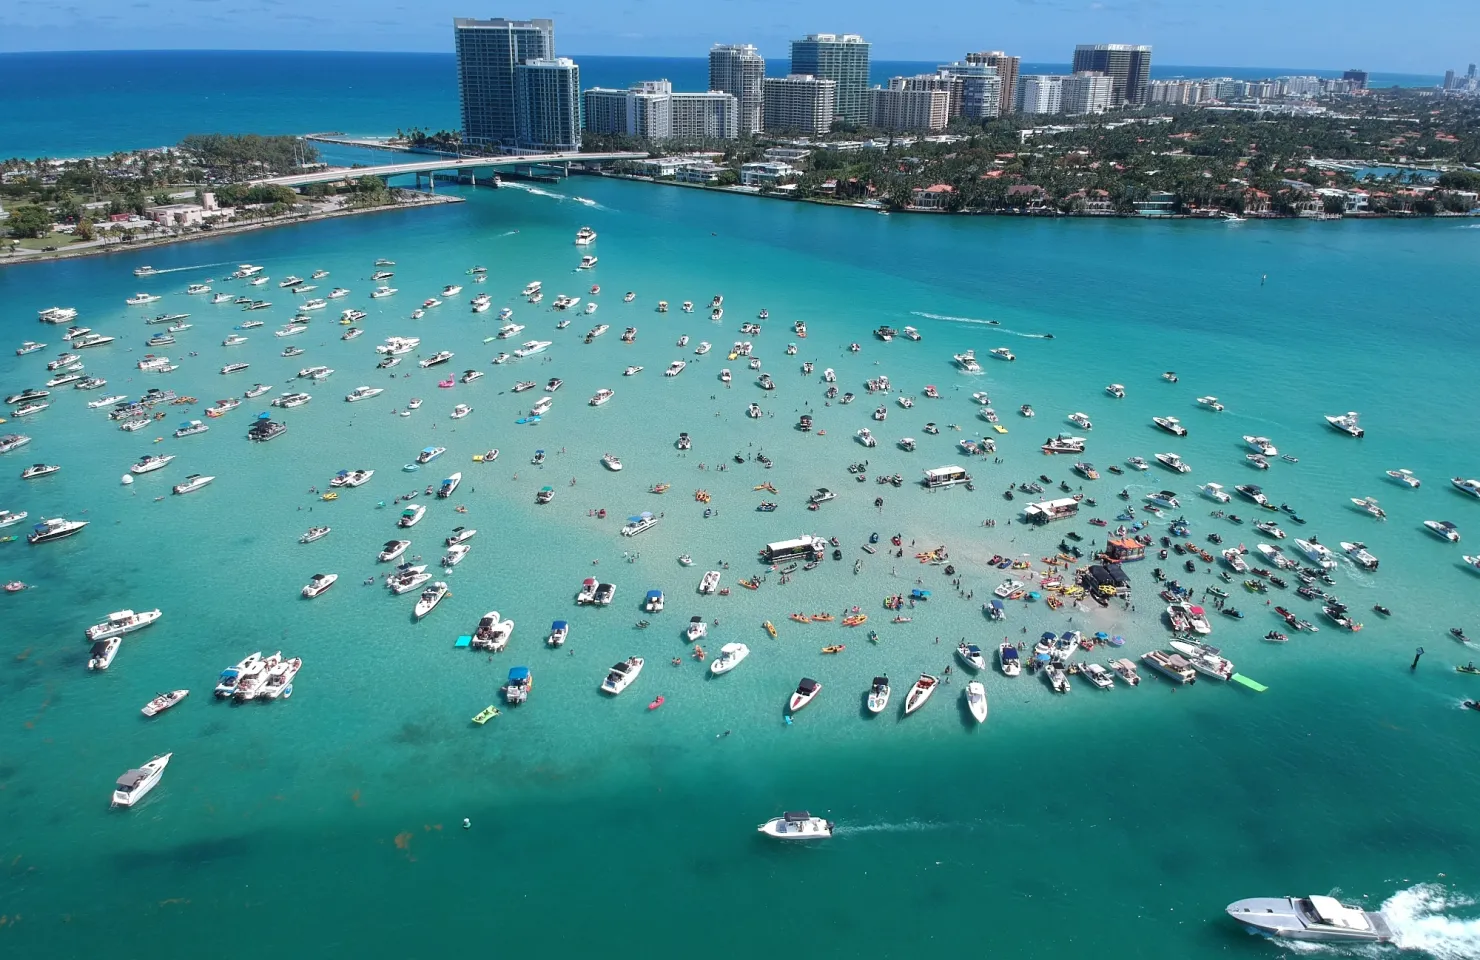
[1141,650,1197,684]
[111,753,172,807]
[497,321,526,339]
[1387,468,1420,488]
[370,286,398,299]
[952,350,982,373]
[1340,541,1379,571]
[413,581,449,619]
[85,607,164,642]
[1079,663,1115,690]
[758,811,833,840]
[301,572,338,598]
[576,578,600,604]
[214,652,263,697]
[270,392,311,409]
[788,677,822,712]
[988,347,1015,362]
[1243,435,1278,456]
[473,612,513,651]
[1196,395,1225,412]
[1454,478,1480,499]
[686,616,708,642]
[1295,538,1338,569]
[125,293,161,306]
[88,636,121,670]
[621,512,658,537]
[416,445,445,464]
[0,509,28,528]
[346,385,384,402]
[866,676,891,714]
[964,681,989,723]
[601,453,623,471]
[1044,664,1071,694]
[220,362,249,375]
[450,404,472,420]
[1325,411,1364,437]
[1424,520,1461,543]
[1169,639,1235,681]
[1153,416,1187,437]
[1154,452,1190,473]
[514,340,551,358]
[1067,412,1093,430]
[710,643,750,675]
[299,526,331,544]
[903,674,939,715]
[1109,659,1141,685]
[601,656,644,695]
[1253,520,1286,539]
[27,516,87,543]
[235,651,281,700]
[1199,482,1231,503]
[589,388,615,406]
[419,350,455,368]
[1256,543,1296,569]
[998,643,1021,677]
[141,689,189,717]
[172,473,214,495]
[1225,895,1394,945]
[698,570,721,595]
[258,657,302,700]
[1222,547,1250,573]
[956,641,987,671]
[625,365,644,376]
[398,504,426,527]
[223,334,248,346]
[1146,490,1180,509]
[664,360,686,377]
[446,526,477,546]
[388,571,431,595]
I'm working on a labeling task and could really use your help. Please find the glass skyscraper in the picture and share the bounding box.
[514,58,581,152]
[1070,44,1152,106]
[789,33,870,125]
[454,17,555,148]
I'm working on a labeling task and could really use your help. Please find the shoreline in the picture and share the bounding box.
[0,191,463,270]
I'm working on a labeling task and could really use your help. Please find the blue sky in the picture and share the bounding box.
[0,0,1467,73]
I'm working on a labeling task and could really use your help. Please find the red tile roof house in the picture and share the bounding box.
[908,183,955,211]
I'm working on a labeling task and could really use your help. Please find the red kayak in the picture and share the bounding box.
[648,696,664,711]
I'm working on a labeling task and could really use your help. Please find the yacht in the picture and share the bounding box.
[220,362,250,375]
[1196,395,1225,412]
[437,472,463,499]
[1451,477,1480,499]
[583,324,609,343]
[13,399,52,416]
[329,468,374,488]
[1295,538,1338,569]
[1169,639,1235,680]
[665,360,686,377]
[1200,482,1231,503]
[244,384,272,399]
[1225,897,1394,944]
[988,347,1015,362]
[301,573,338,598]
[449,404,472,420]
[111,753,172,808]
[1221,547,1250,573]
[1236,484,1272,508]
[1350,496,1386,519]
[5,389,48,405]
[1141,650,1197,684]
[28,516,87,543]
[1341,541,1379,571]
[413,581,450,619]
[379,540,411,562]
[398,504,427,528]
[1146,490,1180,509]
[141,689,189,717]
[788,677,822,713]
[1386,468,1420,488]
[1256,543,1296,569]
[601,656,645,695]
[710,643,750,675]
[72,332,115,349]
[0,508,27,528]
[345,385,384,403]
[1153,416,1187,436]
[589,388,615,407]
[955,641,988,672]
[130,453,176,475]
[299,526,331,544]
[497,321,526,339]
[223,334,248,347]
[1254,519,1286,539]
[574,226,597,245]
[85,608,162,642]
[964,681,989,723]
[21,463,60,480]
[1105,383,1126,398]
[903,674,939,715]
[952,350,982,373]
[326,287,350,300]
[1424,520,1461,543]
[758,811,834,840]
[275,324,308,338]
[301,298,328,311]
[1154,452,1190,473]
[125,292,161,306]
[38,307,79,323]
[16,341,47,355]
[419,350,455,368]
[172,473,214,495]
[46,353,80,371]
[1079,663,1115,690]
[1244,435,1278,456]
[513,340,551,359]
[1325,411,1364,437]
[271,392,311,409]
[471,612,512,651]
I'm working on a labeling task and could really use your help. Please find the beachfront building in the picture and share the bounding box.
[789,33,870,124]
[454,17,556,149]
[1070,43,1153,106]
[965,50,1020,114]
[937,62,1003,120]
[513,58,581,153]
[709,43,765,135]
[870,84,950,133]
[1060,72,1115,115]
[1016,75,1064,115]
[740,161,798,187]
[583,81,738,140]
[763,75,836,135]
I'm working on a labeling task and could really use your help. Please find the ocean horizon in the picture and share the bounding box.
[0,50,1445,159]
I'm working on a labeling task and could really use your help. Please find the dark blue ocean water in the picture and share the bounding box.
[0,50,1443,159]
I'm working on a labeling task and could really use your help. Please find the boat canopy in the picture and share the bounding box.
[645,590,662,600]
[629,512,655,523]
[421,446,438,455]
[508,667,530,682]
[783,811,813,822]
[551,620,567,630]
[990,600,1005,611]
[911,589,930,599]
[796,677,819,692]
[1002,647,1019,661]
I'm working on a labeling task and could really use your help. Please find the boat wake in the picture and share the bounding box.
[833,819,956,837]
[1266,885,1480,959]
[909,311,1049,338]
[154,261,235,274]
[498,182,568,202]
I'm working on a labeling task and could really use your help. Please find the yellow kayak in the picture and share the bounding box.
[763,620,777,637]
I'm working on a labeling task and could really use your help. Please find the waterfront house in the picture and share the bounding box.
[908,184,954,211]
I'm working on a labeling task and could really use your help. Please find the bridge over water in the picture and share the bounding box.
[252,152,647,188]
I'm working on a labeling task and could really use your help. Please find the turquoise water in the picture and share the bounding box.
[2,179,1480,957]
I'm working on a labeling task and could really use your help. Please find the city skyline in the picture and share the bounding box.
[0,0,1469,74]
